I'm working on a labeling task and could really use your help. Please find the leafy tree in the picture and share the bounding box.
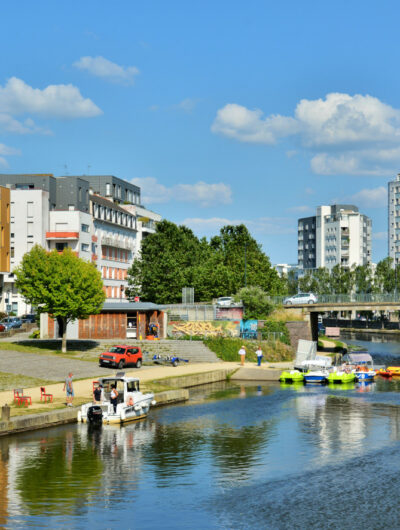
[353,264,374,293]
[298,270,319,293]
[329,264,354,294]
[127,222,285,303]
[14,245,105,352]
[234,286,275,320]
[373,257,394,293]
[285,269,298,295]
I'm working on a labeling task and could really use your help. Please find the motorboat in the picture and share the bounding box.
[342,353,376,382]
[302,358,331,384]
[78,374,156,425]
[279,370,304,383]
[327,368,356,384]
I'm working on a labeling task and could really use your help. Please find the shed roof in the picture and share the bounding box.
[102,301,163,312]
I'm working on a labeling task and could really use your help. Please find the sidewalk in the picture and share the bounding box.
[0,360,292,409]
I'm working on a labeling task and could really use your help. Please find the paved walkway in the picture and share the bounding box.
[0,360,293,409]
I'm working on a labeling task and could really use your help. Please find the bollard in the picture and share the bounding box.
[1,404,10,421]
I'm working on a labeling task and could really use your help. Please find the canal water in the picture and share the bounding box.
[2,338,400,529]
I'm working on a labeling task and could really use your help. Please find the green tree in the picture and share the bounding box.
[234,286,275,320]
[353,264,374,293]
[14,245,105,352]
[373,257,394,293]
[284,269,298,295]
[329,264,354,294]
[298,270,319,293]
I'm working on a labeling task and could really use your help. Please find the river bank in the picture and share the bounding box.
[0,360,293,436]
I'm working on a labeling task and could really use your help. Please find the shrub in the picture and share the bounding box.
[204,337,293,363]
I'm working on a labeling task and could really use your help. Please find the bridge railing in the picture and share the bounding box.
[269,293,400,305]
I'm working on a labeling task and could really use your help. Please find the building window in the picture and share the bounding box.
[81,243,89,252]
[56,242,68,251]
[27,202,34,217]
[27,222,33,237]
[106,183,111,196]
[11,247,14,258]
[81,224,90,233]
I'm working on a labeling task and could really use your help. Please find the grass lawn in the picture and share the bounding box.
[0,371,53,392]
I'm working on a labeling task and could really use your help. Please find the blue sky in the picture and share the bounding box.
[1,1,398,264]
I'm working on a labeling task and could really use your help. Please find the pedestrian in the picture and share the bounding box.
[256,345,263,366]
[110,384,119,413]
[93,383,103,405]
[63,372,74,407]
[238,345,246,366]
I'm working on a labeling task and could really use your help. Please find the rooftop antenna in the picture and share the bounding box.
[64,164,69,176]
[87,164,91,175]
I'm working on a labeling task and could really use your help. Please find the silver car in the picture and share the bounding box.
[283,293,317,305]
[216,296,234,307]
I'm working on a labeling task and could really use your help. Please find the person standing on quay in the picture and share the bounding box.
[256,345,263,366]
[239,345,246,366]
[63,372,74,407]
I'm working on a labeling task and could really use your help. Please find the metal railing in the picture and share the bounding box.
[269,293,400,305]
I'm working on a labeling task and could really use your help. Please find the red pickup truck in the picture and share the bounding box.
[99,345,143,369]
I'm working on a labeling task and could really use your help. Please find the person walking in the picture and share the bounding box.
[63,372,74,407]
[238,345,246,366]
[256,345,263,367]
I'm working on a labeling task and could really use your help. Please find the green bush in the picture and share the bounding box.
[260,320,290,345]
[204,336,293,363]
[29,329,40,339]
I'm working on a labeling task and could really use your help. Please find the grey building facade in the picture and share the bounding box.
[388,174,400,265]
[298,216,316,269]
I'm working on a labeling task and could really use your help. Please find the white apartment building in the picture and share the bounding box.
[298,204,371,271]
[388,173,400,265]
[122,203,161,258]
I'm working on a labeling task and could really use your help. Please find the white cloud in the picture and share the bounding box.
[182,216,295,236]
[373,231,387,240]
[73,56,139,85]
[0,77,102,119]
[212,93,400,175]
[0,143,21,167]
[172,98,198,113]
[131,177,232,207]
[0,113,51,135]
[286,205,313,213]
[338,186,387,208]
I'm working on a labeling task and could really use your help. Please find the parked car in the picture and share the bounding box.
[21,314,37,324]
[99,345,143,369]
[216,296,234,307]
[283,293,318,305]
[0,317,22,330]
[0,324,6,332]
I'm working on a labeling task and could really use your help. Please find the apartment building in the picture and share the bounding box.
[388,173,400,265]
[0,173,160,315]
[0,186,10,274]
[298,204,372,271]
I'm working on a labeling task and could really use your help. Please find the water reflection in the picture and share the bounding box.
[2,380,400,528]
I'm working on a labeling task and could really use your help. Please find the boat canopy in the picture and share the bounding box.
[301,358,331,368]
[343,353,373,364]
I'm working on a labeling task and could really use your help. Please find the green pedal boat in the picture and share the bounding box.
[327,370,356,384]
[279,370,304,383]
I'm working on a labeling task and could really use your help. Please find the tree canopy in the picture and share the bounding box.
[14,245,105,352]
[126,221,285,303]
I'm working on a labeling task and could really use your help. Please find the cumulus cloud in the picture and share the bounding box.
[182,216,295,236]
[0,77,102,119]
[337,186,387,208]
[212,93,400,175]
[286,205,313,213]
[74,56,139,85]
[0,143,21,167]
[131,177,232,207]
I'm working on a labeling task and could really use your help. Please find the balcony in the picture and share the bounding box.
[46,232,79,240]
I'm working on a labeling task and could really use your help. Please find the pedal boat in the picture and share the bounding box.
[78,374,156,425]
[302,359,331,385]
[376,369,393,378]
[279,370,304,383]
[387,367,400,376]
[327,369,356,384]
[353,367,376,382]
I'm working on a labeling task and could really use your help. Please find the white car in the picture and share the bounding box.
[284,293,317,305]
[216,296,234,307]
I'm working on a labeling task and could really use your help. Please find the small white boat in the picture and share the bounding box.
[78,374,156,425]
[302,358,331,384]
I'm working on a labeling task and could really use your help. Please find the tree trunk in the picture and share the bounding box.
[58,317,68,353]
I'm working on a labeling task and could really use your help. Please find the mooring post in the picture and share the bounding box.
[1,404,10,421]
